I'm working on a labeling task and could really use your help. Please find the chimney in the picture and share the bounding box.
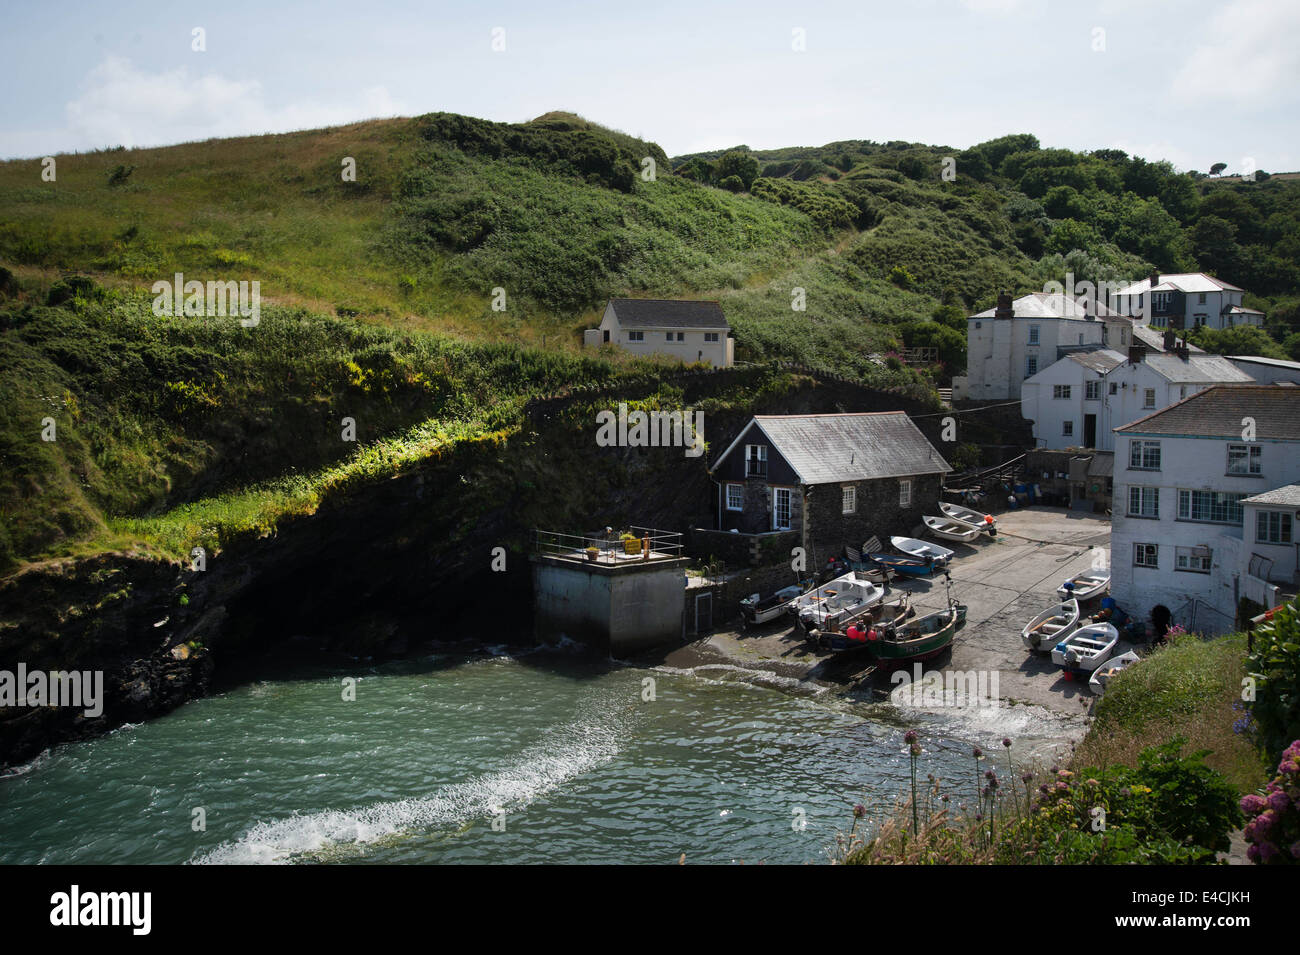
[1148,270,1160,288]
[1128,344,1146,364]
[1163,328,1176,352]
[994,290,1014,320]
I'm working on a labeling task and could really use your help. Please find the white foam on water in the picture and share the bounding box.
[192,696,628,865]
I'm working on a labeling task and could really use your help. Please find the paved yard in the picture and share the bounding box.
[664,506,1138,721]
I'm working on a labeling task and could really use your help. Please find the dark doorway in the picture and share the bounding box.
[1151,604,1172,643]
[1084,414,1097,448]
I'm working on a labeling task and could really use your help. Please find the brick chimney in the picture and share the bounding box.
[1128,343,1146,364]
[994,291,1014,320]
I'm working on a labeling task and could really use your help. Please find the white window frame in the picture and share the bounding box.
[725,483,744,512]
[1177,489,1246,526]
[899,479,912,507]
[1062,420,1073,437]
[1129,439,1161,471]
[1028,324,1040,345]
[1085,380,1101,400]
[1175,547,1212,573]
[772,487,793,531]
[627,330,644,342]
[1128,486,1158,518]
[1256,510,1293,544]
[1053,384,1071,400]
[1109,381,1118,395]
[1025,355,1038,378]
[1143,388,1156,409]
[1133,543,1158,568]
[1227,444,1262,476]
[745,444,768,478]
[704,332,719,342]
[842,486,856,515]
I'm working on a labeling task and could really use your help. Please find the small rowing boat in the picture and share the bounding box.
[922,515,983,543]
[1057,572,1110,602]
[1050,622,1119,674]
[790,572,885,631]
[1089,650,1141,695]
[940,501,995,532]
[740,584,805,626]
[1021,598,1081,652]
[890,536,954,564]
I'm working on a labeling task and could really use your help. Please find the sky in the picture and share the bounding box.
[1,0,1298,171]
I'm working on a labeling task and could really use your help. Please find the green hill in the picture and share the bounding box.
[3,110,1300,572]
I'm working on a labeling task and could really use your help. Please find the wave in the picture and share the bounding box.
[192,695,629,864]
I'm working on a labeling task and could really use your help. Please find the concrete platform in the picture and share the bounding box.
[660,506,1137,719]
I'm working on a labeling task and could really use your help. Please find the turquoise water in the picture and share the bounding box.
[0,652,1060,864]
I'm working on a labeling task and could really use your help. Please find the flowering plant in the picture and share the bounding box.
[1241,739,1300,864]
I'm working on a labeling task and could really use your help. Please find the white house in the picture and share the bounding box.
[584,298,734,367]
[1113,272,1264,330]
[1228,355,1300,386]
[957,291,1124,400]
[1110,386,1300,634]
[1021,346,1252,451]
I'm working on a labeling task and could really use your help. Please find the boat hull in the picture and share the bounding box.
[1021,599,1081,652]
[1050,623,1119,673]
[867,609,958,662]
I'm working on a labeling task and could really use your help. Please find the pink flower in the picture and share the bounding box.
[1241,794,1267,815]
[1267,790,1290,813]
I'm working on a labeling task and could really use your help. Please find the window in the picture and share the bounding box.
[1194,315,1207,327]
[1025,355,1038,377]
[899,479,912,507]
[773,488,792,530]
[677,332,685,342]
[1178,489,1246,525]
[1227,444,1262,476]
[842,486,856,515]
[1129,440,1161,471]
[975,321,982,329]
[1143,388,1156,409]
[725,484,743,511]
[704,332,719,342]
[1257,511,1293,544]
[1086,380,1101,400]
[666,332,674,341]
[628,331,644,342]
[1028,324,1040,345]
[1128,486,1159,518]
[1109,382,1119,395]
[1198,292,1207,304]
[1134,543,1159,568]
[1062,420,1074,437]
[745,444,768,477]
[1175,547,1212,573]
[1053,385,1071,400]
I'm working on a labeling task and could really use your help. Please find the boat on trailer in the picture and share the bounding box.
[922,515,984,543]
[940,501,996,532]
[1089,650,1141,695]
[790,572,885,631]
[1021,599,1081,652]
[1051,622,1119,674]
[890,536,954,565]
[740,584,805,626]
[1056,572,1110,602]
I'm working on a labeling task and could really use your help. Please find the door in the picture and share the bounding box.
[1084,414,1097,448]
[695,592,713,633]
[773,488,792,530]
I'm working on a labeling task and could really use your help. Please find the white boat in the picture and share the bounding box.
[1050,622,1119,673]
[890,536,954,565]
[740,585,804,626]
[940,501,995,531]
[791,572,885,631]
[1056,571,1110,602]
[1021,599,1080,652]
[922,515,983,543]
[1089,650,1141,695]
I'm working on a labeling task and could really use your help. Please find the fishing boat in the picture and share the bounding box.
[811,597,913,651]
[890,536,954,564]
[1089,650,1141,695]
[922,515,983,543]
[868,552,943,578]
[740,584,805,626]
[1050,622,1119,674]
[940,501,996,532]
[790,572,885,631]
[1021,598,1081,652]
[858,575,961,663]
[1056,572,1110,602]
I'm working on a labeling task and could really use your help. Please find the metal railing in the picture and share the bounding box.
[534,526,684,565]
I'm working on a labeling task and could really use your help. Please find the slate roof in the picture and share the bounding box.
[1066,348,1127,374]
[607,298,729,329]
[1139,354,1255,384]
[1116,386,1300,439]
[716,412,950,484]
[1229,355,1300,370]
[970,292,1123,320]
[1087,452,1114,478]
[1116,273,1244,296]
[1131,324,1204,353]
[1241,484,1300,507]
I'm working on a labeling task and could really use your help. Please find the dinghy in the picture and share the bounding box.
[790,572,885,631]
[1089,650,1141,695]
[1021,599,1081,652]
[868,552,942,578]
[940,501,996,532]
[1056,572,1110,602]
[1050,622,1119,674]
[890,536,954,564]
[922,515,983,543]
[740,584,805,626]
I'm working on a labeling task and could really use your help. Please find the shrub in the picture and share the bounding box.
[1246,600,1300,767]
[1241,739,1300,864]
[718,174,744,193]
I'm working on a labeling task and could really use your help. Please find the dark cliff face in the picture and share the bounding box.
[0,372,978,768]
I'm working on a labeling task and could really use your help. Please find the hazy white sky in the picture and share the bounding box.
[2,0,1297,171]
